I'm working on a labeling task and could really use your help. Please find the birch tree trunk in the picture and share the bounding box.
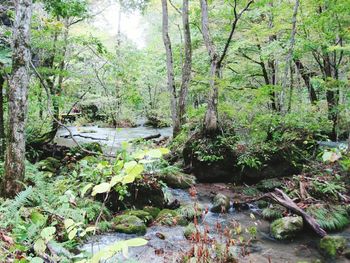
[2,0,32,198]
[0,73,5,159]
[161,0,177,137]
[175,0,192,136]
[199,0,219,134]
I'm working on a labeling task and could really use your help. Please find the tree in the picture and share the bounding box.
[2,0,32,198]
[162,0,192,137]
[199,0,253,134]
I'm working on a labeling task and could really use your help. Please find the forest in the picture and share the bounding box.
[0,0,349,262]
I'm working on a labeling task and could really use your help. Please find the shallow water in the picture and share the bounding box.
[81,185,350,263]
[54,125,172,154]
[56,126,350,262]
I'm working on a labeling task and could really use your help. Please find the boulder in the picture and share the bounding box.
[113,215,146,235]
[319,235,347,258]
[124,210,153,225]
[156,171,196,189]
[177,203,203,220]
[37,157,61,173]
[155,209,187,226]
[184,223,197,239]
[270,216,303,240]
[143,206,161,219]
[210,193,230,213]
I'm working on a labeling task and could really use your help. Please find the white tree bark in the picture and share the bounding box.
[2,0,32,197]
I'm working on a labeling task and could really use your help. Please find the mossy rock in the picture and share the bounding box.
[262,205,284,221]
[156,171,196,189]
[156,209,187,226]
[270,216,303,240]
[242,187,261,197]
[37,157,61,173]
[211,193,230,213]
[306,205,350,231]
[113,215,147,235]
[256,200,269,209]
[177,203,203,220]
[256,178,283,192]
[124,210,153,225]
[143,206,161,219]
[319,235,347,258]
[184,223,196,239]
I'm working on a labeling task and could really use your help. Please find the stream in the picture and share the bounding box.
[55,126,350,263]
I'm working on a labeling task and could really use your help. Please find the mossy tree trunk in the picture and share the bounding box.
[0,72,5,159]
[2,0,32,198]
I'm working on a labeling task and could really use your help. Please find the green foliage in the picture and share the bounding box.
[307,205,350,231]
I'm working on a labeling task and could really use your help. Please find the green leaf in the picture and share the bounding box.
[91,182,111,196]
[110,175,123,187]
[64,219,75,230]
[80,183,93,197]
[30,257,44,263]
[125,238,148,246]
[159,148,170,155]
[40,227,56,241]
[68,228,78,240]
[34,238,46,254]
[147,149,162,158]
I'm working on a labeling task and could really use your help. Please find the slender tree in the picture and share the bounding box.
[199,0,253,134]
[0,72,5,159]
[2,0,32,198]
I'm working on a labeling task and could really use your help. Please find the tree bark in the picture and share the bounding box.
[175,0,192,136]
[161,0,177,137]
[281,0,299,113]
[0,73,5,159]
[294,59,318,104]
[199,0,219,134]
[2,0,32,198]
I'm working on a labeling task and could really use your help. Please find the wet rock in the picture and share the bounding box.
[319,235,347,258]
[184,223,196,239]
[344,248,350,259]
[155,209,187,226]
[177,203,203,220]
[113,215,146,235]
[156,171,196,189]
[143,206,161,219]
[37,157,61,173]
[210,193,230,213]
[270,216,303,240]
[124,210,153,225]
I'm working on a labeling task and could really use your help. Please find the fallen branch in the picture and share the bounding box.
[142,133,161,140]
[267,188,327,237]
[60,134,108,141]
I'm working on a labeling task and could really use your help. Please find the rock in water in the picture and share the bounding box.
[319,235,347,258]
[210,193,230,213]
[113,215,147,235]
[270,216,303,240]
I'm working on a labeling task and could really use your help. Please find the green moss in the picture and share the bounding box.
[256,178,283,192]
[157,171,196,189]
[306,205,350,231]
[98,221,113,232]
[319,235,347,258]
[143,206,161,219]
[211,193,230,213]
[124,210,153,224]
[184,223,196,239]
[270,216,303,240]
[37,157,61,173]
[156,209,187,226]
[262,206,284,221]
[177,204,203,220]
[242,187,261,197]
[113,215,147,235]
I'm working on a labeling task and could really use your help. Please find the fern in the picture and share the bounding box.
[307,205,350,231]
[262,205,284,221]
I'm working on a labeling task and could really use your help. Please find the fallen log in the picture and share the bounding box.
[267,188,327,237]
[60,134,108,141]
[142,133,161,140]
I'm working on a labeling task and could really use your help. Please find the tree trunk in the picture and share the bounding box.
[161,0,177,137]
[2,0,32,198]
[175,0,192,136]
[294,59,318,104]
[281,0,299,113]
[199,0,219,134]
[0,73,5,159]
